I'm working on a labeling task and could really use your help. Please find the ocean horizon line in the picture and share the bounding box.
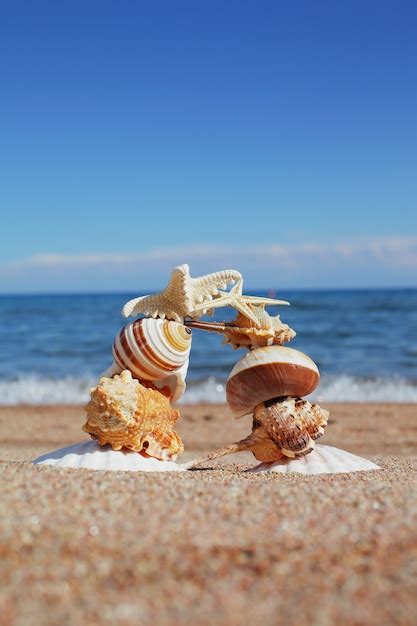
[1,285,417,297]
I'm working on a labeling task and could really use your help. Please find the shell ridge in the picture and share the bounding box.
[327,445,379,472]
[136,321,178,373]
[309,446,333,473]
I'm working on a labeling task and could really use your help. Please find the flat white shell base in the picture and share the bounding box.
[248,445,380,475]
[32,441,185,472]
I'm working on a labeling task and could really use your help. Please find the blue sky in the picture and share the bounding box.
[1,0,416,292]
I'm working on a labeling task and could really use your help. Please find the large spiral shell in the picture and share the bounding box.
[226,345,320,417]
[113,318,192,382]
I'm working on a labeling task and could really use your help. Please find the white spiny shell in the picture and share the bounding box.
[226,346,320,417]
[248,445,380,475]
[32,441,185,472]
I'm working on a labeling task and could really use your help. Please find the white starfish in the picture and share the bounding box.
[122,264,289,327]
[122,264,243,322]
[204,282,289,327]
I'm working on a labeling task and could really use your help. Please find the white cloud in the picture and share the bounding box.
[1,236,417,290]
[5,236,417,268]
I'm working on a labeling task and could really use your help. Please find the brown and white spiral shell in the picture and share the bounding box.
[226,345,320,417]
[108,317,192,402]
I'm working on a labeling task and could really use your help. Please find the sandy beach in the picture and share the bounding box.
[1,402,417,626]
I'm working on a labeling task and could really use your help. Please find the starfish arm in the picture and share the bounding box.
[229,299,263,327]
[190,271,243,305]
[122,295,150,318]
[190,293,233,316]
[241,295,290,306]
[192,270,242,290]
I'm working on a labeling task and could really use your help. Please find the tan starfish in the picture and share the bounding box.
[201,282,289,327]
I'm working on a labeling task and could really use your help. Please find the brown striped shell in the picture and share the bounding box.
[226,345,320,417]
[83,370,184,460]
[113,317,192,382]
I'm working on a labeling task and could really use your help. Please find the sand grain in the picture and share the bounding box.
[1,403,417,625]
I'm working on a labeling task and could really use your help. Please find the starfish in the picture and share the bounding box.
[197,282,289,327]
[122,264,244,322]
[122,264,289,327]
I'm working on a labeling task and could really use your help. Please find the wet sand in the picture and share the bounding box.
[1,403,417,625]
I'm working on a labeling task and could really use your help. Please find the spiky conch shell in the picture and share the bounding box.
[185,307,296,350]
[223,315,296,349]
[226,345,320,417]
[183,396,329,468]
[108,317,192,403]
[83,370,184,461]
[251,396,329,460]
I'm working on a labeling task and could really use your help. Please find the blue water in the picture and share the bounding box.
[1,289,416,403]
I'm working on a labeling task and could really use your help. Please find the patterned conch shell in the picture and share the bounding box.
[252,397,329,459]
[83,370,184,461]
[109,317,192,403]
[183,397,329,468]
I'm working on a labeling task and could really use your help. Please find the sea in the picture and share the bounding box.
[0,289,416,404]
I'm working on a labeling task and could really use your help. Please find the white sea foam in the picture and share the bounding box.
[182,375,417,404]
[0,375,96,405]
[0,374,416,405]
[309,375,417,403]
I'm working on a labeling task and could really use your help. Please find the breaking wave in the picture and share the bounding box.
[0,374,416,405]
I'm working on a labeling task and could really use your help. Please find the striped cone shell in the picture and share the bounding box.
[113,318,192,382]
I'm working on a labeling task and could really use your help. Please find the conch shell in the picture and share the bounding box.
[184,397,329,468]
[185,305,296,350]
[226,345,320,417]
[83,370,184,460]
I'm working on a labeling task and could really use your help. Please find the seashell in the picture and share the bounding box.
[248,444,380,475]
[226,346,320,417]
[32,441,185,472]
[253,396,329,459]
[183,397,329,468]
[122,264,289,326]
[185,305,296,350]
[112,317,192,402]
[83,370,184,460]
